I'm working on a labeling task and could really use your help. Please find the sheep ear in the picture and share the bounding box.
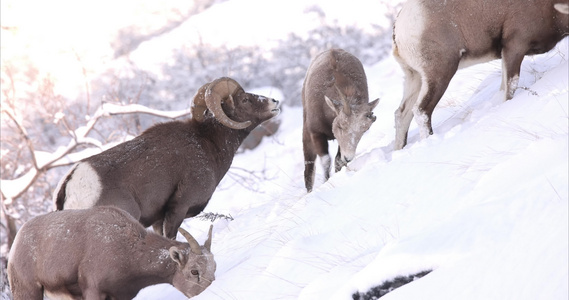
[325,96,343,114]
[169,246,187,267]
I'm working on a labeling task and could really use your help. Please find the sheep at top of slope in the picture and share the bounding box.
[392,0,569,150]
[302,48,380,192]
[54,77,280,239]
[8,206,215,300]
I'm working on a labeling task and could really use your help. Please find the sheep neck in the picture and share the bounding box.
[127,233,184,289]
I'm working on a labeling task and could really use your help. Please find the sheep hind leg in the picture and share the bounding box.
[83,287,106,300]
[413,67,457,140]
[303,129,318,192]
[501,46,525,100]
[394,67,422,150]
[10,284,43,300]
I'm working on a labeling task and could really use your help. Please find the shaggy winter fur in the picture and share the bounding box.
[54,77,280,238]
[302,49,379,192]
[8,206,215,300]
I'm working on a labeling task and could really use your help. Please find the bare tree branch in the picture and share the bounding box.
[102,102,192,119]
[0,102,192,204]
[3,108,39,170]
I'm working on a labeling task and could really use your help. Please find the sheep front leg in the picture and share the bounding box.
[162,204,191,239]
[162,212,187,239]
[303,128,317,192]
[162,187,209,239]
[334,145,344,172]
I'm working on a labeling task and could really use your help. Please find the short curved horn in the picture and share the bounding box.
[191,82,210,122]
[204,225,213,252]
[205,77,252,129]
[178,227,202,255]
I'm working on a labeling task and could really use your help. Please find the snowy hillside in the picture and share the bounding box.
[2,0,567,299]
[137,25,569,300]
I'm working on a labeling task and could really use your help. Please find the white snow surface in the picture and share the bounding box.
[134,11,569,300]
[4,0,567,299]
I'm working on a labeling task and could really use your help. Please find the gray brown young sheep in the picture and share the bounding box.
[8,206,215,300]
[302,49,379,192]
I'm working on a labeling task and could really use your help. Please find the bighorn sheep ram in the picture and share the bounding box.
[302,49,379,192]
[392,0,569,149]
[54,77,280,238]
[8,206,215,300]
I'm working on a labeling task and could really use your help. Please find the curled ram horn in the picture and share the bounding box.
[205,77,252,129]
[191,77,252,129]
[191,82,210,122]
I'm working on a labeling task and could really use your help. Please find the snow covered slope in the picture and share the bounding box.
[3,0,567,299]
[136,25,569,300]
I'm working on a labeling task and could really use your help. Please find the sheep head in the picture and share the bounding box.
[325,84,379,167]
[170,226,216,298]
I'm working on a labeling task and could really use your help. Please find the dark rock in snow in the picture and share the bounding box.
[352,270,432,300]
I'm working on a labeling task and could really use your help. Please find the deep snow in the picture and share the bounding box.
[136,24,569,300]
[3,0,567,299]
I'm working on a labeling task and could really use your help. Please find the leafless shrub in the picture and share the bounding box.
[197,212,235,222]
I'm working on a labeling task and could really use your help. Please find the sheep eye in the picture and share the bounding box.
[191,270,199,276]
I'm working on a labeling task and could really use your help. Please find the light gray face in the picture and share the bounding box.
[326,96,380,164]
[171,249,216,298]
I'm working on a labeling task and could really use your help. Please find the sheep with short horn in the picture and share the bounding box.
[54,77,280,239]
[392,0,569,150]
[8,206,215,300]
[302,49,379,192]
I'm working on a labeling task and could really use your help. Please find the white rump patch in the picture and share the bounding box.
[64,163,102,209]
[393,0,426,71]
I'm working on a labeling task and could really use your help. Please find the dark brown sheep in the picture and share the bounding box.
[54,77,280,238]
